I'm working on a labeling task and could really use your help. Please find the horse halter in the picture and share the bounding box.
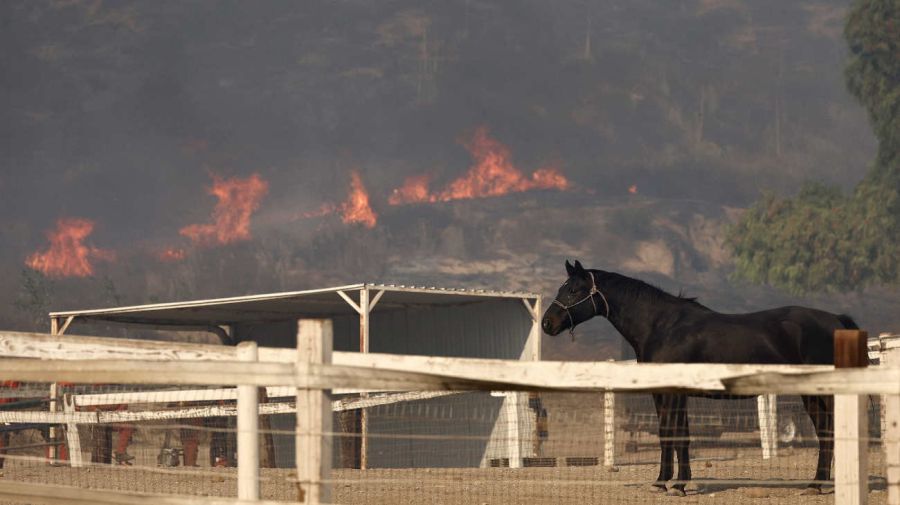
[552,271,610,340]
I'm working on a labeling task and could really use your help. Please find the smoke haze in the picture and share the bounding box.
[1,1,893,358]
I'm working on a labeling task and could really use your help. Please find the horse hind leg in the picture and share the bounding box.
[801,394,834,494]
[669,395,691,496]
[652,394,676,492]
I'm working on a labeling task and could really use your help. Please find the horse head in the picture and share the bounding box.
[542,260,608,337]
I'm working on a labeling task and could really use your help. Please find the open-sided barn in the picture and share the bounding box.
[48,283,544,468]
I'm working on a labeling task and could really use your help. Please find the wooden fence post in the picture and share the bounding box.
[603,390,616,469]
[882,338,900,505]
[835,329,869,505]
[237,341,259,501]
[296,320,333,504]
[758,394,778,459]
[62,394,83,468]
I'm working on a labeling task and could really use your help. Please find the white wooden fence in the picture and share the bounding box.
[0,326,898,505]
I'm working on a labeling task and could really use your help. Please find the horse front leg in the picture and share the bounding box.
[670,394,691,496]
[801,395,834,494]
[652,393,676,492]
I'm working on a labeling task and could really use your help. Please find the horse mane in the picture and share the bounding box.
[602,271,707,309]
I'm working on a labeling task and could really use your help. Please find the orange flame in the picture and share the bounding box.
[158,247,187,262]
[180,173,269,245]
[389,126,569,205]
[388,174,432,205]
[341,171,378,228]
[25,218,115,278]
[303,171,378,228]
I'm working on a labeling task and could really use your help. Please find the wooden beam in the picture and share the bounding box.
[368,289,385,311]
[336,291,362,314]
[5,332,900,395]
[4,354,900,395]
[0,331,248,362]
[296,320,332,504]
[57,316,75,336]
[520,298,537,322]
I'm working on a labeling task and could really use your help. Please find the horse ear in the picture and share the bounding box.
[574,260,585,273]
[565,260,575,276]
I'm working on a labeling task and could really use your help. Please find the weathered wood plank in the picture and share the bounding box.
[0,331,243,361]
[3,356,900,395]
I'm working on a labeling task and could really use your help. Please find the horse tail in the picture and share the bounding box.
[837,314,859,330]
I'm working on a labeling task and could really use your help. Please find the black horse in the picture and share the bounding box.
[541,260,857,496]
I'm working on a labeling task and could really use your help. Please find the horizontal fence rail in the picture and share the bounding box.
[1,355,899,395]
[0,328,898,505]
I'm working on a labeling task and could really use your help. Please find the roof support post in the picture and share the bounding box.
[48,317,60,464]
[521,298,541,361]
[358,288,370,470]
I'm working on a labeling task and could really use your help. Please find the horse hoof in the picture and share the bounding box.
[650,484,667,493]
[667,488,687,497]
[800,487,821,496]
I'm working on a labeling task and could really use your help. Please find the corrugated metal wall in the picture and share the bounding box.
[233,296,534,468]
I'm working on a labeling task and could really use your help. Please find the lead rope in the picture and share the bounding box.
[552,271,610,341]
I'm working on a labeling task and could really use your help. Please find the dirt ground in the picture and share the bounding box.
[0,393,887,504]
[0,447,887,504]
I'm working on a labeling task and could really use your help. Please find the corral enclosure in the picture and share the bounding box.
[0,329,898,504]
[43,284,542,469]
[0,288,898,504]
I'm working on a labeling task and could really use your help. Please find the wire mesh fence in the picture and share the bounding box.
[0,327,898,504]
[0,384,894,504]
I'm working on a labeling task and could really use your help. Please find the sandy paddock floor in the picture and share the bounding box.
[0,446,887,505]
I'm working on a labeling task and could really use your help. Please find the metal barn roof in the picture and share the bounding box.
[50,283,539,327]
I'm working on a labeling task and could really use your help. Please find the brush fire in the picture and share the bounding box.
[302,170,378,228]
[389,126,568,205]
[25,218,115,278]
[179,173,269,245]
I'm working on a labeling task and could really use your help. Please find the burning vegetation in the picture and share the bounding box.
[157,247,187,262]
[180,173,269,245]
[303,170,378,228]
[25,218,115,278]
[389,126,569,205]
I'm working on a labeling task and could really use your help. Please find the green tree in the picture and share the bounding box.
[728,0,900,293]
[14,269,54,331]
